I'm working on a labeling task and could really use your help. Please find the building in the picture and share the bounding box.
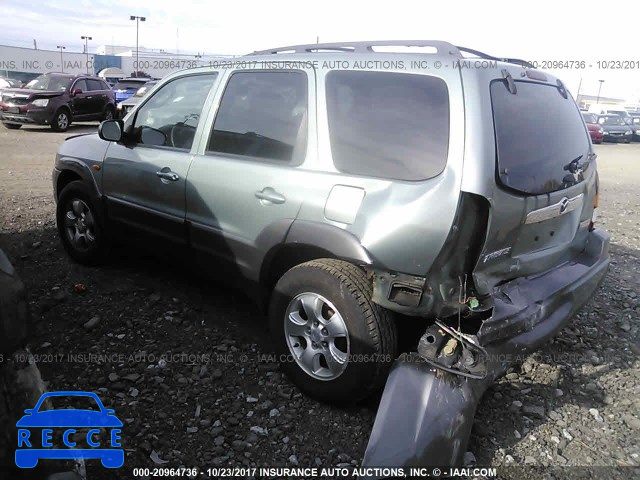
[0,44,232,84]
[576,94,626,111]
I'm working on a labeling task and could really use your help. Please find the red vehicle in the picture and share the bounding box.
[582,112,604,144]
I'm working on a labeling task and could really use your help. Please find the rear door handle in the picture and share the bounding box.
[156,168,179,182]
[255,187,286,204]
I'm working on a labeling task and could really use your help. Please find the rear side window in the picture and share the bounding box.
[326,71,449,181]
[491,80,590,195]
[87,79,105,91]
[207,71,308,164]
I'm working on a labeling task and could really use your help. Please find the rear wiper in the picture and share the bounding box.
[563,155,583,173]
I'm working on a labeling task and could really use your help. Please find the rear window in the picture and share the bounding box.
[114,80,147,90]
[326,71,449,181]
[491,80,590,195]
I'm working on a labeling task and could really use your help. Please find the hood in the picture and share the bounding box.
[58,133,110,162]
[602,124,632,133]
[1,88,65,101]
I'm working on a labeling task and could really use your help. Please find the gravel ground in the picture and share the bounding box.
[0,123,638,479]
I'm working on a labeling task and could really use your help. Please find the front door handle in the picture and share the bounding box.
[156,168,179,182]
[255,187,286,204]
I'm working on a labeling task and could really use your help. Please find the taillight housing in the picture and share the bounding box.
[589,172,599,231]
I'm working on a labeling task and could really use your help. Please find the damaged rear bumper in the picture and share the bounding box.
[419,228,610,378]
[362,229,610,471]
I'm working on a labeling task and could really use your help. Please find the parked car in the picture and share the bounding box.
[630,116,640,141]
[52,41,609,406]
[0,77,21,89]
[112,77,151,104]
[581,112,603,144]
[597,114,633,143]
[116,80,158,118]
[0,72,115,131]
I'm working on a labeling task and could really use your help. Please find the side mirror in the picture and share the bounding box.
[98,119,124,142]
[71,88,82,97]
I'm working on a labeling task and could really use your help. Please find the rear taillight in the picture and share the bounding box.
[589,172,599,231]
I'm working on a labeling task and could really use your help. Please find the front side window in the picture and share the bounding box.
[72,80,88,92]
[207,71,308,163]
[326,71,450,181]
[491,80,590,194]
[132,74,217,150]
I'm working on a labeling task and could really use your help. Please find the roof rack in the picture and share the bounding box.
[251,40,461,56]
[456,46,535,69]
[250,41,535,69]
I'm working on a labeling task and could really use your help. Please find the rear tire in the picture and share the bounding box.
[269,259,397,404]
[2,123,21,130]
[51,109,70,132]
[56,180,109,264]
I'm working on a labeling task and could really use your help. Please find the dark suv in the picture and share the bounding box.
[0,73,115,132]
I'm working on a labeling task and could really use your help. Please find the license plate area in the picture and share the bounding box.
[7,106,20,114]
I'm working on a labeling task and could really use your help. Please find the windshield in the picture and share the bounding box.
[599,116,626,126]
[582,113,597,124]
[114,80,147,90]
[28,75,72,91]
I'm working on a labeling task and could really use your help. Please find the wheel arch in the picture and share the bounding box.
[54,104,72,118]
[258,220,374,311]
[55,162,101,201]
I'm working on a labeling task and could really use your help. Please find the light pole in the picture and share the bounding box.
[81,35,92,74]
[56,45,66,72]
[596,80,605,105]
[130,15,146,77]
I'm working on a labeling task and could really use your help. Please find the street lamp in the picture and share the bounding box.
[81,35,92,74]
[596,80,605,105]
[56,45,66,72]
[130,15,146,77]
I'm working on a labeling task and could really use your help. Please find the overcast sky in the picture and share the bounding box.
[2,0,639,101]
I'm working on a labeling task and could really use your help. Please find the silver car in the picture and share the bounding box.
[52,40,610,404]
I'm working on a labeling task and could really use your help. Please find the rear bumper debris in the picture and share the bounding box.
[362,229,610,473]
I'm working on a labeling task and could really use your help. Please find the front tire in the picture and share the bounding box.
[103,105,115,121]
[51,109,70,132]
[269,259,397,404]
[56,180,108,265]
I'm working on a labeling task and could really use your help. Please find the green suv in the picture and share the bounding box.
[52,41,610,404]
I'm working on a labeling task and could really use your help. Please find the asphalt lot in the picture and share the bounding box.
[0,122,638,479]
